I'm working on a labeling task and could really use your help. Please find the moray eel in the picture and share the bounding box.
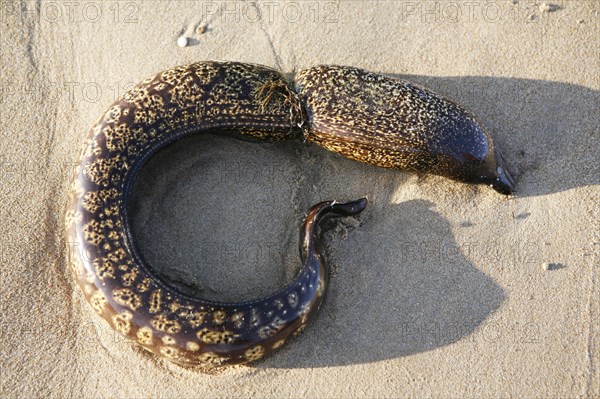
[66,61,513,368]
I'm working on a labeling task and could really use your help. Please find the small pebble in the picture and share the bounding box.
[542,262,550,270]
[196,23,207,34]
[177,36,188,48]
[542,262,565,271]
[539,3,557,13]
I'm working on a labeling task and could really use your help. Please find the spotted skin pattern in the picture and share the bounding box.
[66,61,368,367]
[67,61,513,368]
[296,65,514,194]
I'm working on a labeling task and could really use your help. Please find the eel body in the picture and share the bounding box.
[66,61,513,368]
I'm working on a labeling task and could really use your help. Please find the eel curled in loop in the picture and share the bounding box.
[65,61,513,367]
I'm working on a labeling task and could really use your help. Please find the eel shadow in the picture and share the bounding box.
[130,75,597,369]
[266,199,505,368]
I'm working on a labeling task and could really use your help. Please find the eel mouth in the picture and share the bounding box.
[490,146,515,195]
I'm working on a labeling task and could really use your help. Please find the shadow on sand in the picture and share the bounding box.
[266,199,505,368]
[262,75,597,368]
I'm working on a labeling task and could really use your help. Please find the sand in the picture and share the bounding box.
[1,1,598,397]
